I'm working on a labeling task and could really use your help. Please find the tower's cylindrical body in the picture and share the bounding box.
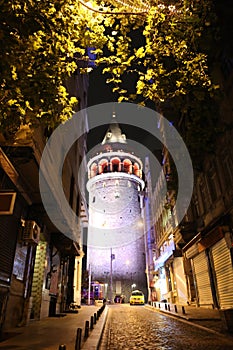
[86,120,147,302]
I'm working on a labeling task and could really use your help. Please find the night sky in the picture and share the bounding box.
[87,65,162,156]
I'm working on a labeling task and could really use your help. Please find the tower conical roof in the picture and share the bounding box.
[101,112,127,145]
[88,111,137,158]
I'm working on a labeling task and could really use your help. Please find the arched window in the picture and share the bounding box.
[123,159,132,174]
[90,163,98,178]
[110,157,121,172]
[133,162,140,177]
[98,159,108,174]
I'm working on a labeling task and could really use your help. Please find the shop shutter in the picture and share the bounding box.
[211,238,233,309]
[0,216,18,283]
[193,251,213,306]
[0,286,9,332]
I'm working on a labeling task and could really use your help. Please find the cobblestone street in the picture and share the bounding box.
[99,305,233,350]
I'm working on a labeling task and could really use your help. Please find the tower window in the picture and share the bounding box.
[113,164,118,172]
[111,157,121,172]
[114,191,120,198]
[92,196,95,203]
[123,159,132,173]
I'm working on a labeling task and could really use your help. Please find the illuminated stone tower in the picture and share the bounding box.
[86,114,147,302]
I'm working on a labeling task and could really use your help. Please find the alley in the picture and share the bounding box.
[99,305,233,350]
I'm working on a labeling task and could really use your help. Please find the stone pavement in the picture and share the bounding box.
[0,304,108,350]
[99,304,233,350]
[0,303,232,350]
[146,302,233,336]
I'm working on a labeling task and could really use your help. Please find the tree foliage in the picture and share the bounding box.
[0,0,107,134]
[98,0,221,157]
[0,0,222,155]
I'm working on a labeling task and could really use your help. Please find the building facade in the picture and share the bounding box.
[0,71,88,336]
[151,100,233,311]
[150,3,233,322]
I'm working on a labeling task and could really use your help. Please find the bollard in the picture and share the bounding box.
[168,304,170,311]
[97,310,100,320]
[165,303,167,310]
[59,345,66,350]
[90,315,94,330]
[158,303,160,308]
[75,328,82,350]
[84,320,89,338]
[94,312,97,324]
[174,305,177,313]
[182,306,185,315]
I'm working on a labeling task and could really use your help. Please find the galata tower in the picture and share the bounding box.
[86,113,147,302]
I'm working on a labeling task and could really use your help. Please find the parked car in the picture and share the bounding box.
[130,290,145,305]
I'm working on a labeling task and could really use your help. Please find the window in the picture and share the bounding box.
[111,157,121,172]
[134,163,140,177]
[123,159,132,173]
[90,163,98,178]
[98,159,108,174]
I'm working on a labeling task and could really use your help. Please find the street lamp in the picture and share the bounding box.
[126,260,130,266]
[131,283,136,290]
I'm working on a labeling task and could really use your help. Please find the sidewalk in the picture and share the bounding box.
[0,305,108,350]
[145,302,233,336]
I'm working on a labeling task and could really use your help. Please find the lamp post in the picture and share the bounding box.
[110,248,115,303]
[88,264,91,305]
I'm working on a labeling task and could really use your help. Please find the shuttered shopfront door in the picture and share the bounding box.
[211,238,233,309]
[193,251,214,307]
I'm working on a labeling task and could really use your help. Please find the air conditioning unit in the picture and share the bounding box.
[22,220,40,244]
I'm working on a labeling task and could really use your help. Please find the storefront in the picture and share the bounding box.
[183,225,233,309]
[154,238,186,304]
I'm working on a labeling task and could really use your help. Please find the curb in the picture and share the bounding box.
[144,305,225,337]
[81,306,109,350]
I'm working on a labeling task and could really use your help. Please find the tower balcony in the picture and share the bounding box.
[87,151,143,180]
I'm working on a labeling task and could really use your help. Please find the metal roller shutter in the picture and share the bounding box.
[0,216,18,283]
[193,251,213,306]
[211,238,233,309]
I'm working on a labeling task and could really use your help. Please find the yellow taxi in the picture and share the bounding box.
[129,290,145,305]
